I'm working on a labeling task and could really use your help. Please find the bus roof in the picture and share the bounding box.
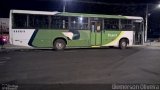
[11,10,59,15]
[10,10,143,20]
[58,12,143,20]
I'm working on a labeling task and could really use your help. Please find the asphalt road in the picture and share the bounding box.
[0,46,160,85]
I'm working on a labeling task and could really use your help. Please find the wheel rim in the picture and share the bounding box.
[56,42,64,49]
[121,41,126,47]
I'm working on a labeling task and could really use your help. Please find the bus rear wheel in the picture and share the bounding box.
[54,39,66,50]
[119,39,127,49]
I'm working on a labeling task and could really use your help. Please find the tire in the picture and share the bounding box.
[119,39,127,49]
[54,39,66,50]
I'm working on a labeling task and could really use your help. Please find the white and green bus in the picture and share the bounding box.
[9,10,144,50]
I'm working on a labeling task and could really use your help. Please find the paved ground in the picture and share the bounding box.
[0,45,160,85]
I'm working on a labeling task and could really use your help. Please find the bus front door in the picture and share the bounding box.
[90,21,102,46]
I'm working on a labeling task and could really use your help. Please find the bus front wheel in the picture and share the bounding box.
[119,39,127,49]
[54,39,66,50]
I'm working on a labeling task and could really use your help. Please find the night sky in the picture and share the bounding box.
[1,0,160,38]
[1,0,160,17]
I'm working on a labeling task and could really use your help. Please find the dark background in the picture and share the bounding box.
[1,0,160,38]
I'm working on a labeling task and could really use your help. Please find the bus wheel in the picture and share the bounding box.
[54,39,66,50]
[119,39,127,49]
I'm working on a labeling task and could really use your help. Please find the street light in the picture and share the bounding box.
[145,4,149,43]
[63,0,67,12]
[158,4,160,8]
[145,3,160,43]
[63,0,72,12]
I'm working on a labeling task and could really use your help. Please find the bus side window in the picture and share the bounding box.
[91,25,95,32]
[62,20,65,29]
[97,23,101,31]
[104,19,119,30]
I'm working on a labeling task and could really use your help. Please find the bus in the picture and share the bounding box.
[9,10,144,50]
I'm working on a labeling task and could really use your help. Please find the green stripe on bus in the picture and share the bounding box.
[58,12,127,19]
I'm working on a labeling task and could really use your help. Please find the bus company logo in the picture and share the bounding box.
[107,33,118,37]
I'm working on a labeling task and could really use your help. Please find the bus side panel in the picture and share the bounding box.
[102,31,121,46]
[124,31,134,46]
[30,30,67,47]
[30,30,91,48]
[102,31,133,46]
[64,30,90,47]
[11,29,35,47]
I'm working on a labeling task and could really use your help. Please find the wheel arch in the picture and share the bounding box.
[53,37,67,45]
[119,37,129,45]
